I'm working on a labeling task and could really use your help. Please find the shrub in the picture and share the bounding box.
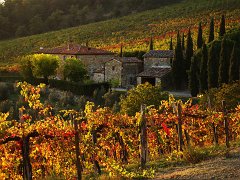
[120,82,168,116]
[59,91,76,106]
[63,58,87,82]
[103,90,125,108]
[199,81,240,110]
[0,82,14,100]
[93,86,107,106]
[0,100,14,113]
[183,147,210,164]
[48,90,61,103]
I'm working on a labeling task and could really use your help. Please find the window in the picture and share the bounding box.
[112,66,115,71]
[129,77,135,85]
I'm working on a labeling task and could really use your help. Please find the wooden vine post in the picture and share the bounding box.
[177,103,184,151]
[208,96,218,146]
[92,130,101,174]
[71,114,82,180]
[19,110,32,180]
[173,103,184,151]
[140,104,147,169]
[222,100,230,148]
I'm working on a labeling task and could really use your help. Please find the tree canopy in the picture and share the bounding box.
[63,58,87,83]
[120,83,168,116]
[31,54,60,83]
[0,0,181,40]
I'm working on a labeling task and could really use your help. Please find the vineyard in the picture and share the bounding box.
[0,82,239,179]
[0,0,240,68]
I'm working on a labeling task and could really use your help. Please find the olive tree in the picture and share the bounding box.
[120,82,169,116]
[63,58,87,82]
[31,54,60,84]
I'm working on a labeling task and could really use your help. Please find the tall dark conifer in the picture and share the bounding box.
[208,41,221,89]
[218,38,234,85]
[169,37,173,66]
[149,36,153,51]
[182,33,185,50]
[208,17,215,43]
[229,43,239,83]
[199,43,208,92]
[120,44,123,57]
[197,22,203,49]
[172,31,183,90]
[219,14,226,37]
[189,56,199,96]
[185,29,193,71]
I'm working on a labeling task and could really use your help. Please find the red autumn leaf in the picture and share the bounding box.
[162,123,170,136]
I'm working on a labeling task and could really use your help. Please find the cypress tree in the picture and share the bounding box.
[219,14,226,37]
[172,31,183,90]
[169,37,173,66]
[199,43,208,92]
[182,33,185,50]
[208,41,221,89]
[149,36,153,51]
[197,22,203,49]
[120,44,123,57]
[185,28,194,71]
[208,17,215,43]
[229,43,239,83]
[189,56,199,97]
[218,38,234,85]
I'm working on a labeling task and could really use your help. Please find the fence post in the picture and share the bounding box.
[140,104,147,169]
[208,96,218,146]
[72,114,82,180]
[177,103,184,151]
[222,100,230,148]
[19,110,32,180]
[22,136,32,180]
[92,130,101,174]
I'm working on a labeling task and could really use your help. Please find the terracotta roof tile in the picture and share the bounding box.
[137,67,171,78]
[37,43,114,55]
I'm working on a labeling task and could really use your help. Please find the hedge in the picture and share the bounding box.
[0,76,110,97]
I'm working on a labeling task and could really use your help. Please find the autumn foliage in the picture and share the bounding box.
[0,82,240,179]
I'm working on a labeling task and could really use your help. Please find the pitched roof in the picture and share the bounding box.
[143,50,174,58]
[105,57,143,64]
[137,67,171,78]
[37,43,114,55]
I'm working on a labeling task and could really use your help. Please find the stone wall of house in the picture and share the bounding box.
[144,57,171,69]
[122,62,143,87]
[93,72,105,83]
[77,55,114,74]
[105,60,122,86]
[55,54,115,80]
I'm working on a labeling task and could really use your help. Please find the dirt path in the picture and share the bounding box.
[155,149,240,179]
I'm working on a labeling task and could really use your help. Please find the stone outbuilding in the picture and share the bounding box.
[137,50,174,88]
[104,57,143,88]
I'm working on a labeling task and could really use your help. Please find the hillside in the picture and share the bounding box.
[0,0,240,68]
[0,0,181,40]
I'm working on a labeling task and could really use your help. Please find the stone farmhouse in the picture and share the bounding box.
[37,43,115,81]
[37,43,143,87]
[37,43,174,89]
[137,50,174,88]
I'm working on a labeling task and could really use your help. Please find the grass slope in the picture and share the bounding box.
[0,0,240,67]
